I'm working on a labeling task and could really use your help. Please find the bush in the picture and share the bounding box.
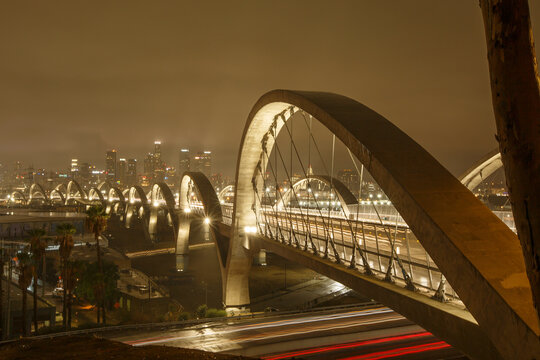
[195,304,208,319]
[205,308,227,318]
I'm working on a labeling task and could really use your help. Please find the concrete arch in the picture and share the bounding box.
[218,185,235,203]
[122,188,129,197]
[230,90,538,359]
[29,183,48,204]
[10,190,27,205]
[177,172,226,269]
[97,181,112,193]
[106,187,125,215]
[125,186,150,229]
[275,175,357,218]
[148,183,178,242]
[54,183,67,198]
[459,149,502,191]
[49,189,65,204]
[88,187,105,202]
[66,180,87,202]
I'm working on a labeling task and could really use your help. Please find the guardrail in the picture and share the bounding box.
[0,301,379,345]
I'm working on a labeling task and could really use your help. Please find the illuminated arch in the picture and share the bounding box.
[148,182,178,242]
[125,186,150,228]
[218,185,235,203]
[66,180,87,203]
[459,149,502,191]
[229,90,538,359]
[28,183,48,204]
[10,190,27,205]
[177,172,226,268]
[54,183,67,198]
[49,189,65,204]
[275,175,357,218]
[106,187,125,215]
[88,187,105,202]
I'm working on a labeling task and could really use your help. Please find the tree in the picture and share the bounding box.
[16,252,33,336]
[85,205,109,324]
[479,0,540,321]
[56,223,76,329]
[74,260,119,314]
[63,260,80,329]
[27,228,47,333]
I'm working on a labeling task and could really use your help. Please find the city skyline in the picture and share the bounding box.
[2,2,539,177]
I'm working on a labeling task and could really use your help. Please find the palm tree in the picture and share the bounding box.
[85,205,108,324]
[27,228,47,333]
[63,260,79,329]
[56,223,76,329]
[16,251,33,337]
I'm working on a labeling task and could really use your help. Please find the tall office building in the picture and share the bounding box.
[117,158,127,184]
[153,140,165,182]
[106,150,117,182]
[194,151,212,177]
[126,158,137,186]
[144,153,153,180]
[178,149,190,176]
[70,159,79,178]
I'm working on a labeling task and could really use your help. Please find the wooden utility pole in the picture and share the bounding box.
[479,0,540,322]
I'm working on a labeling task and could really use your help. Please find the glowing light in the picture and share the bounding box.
[183,207,191,213]
[244,226,257,234]
[204,217,210,225]
[153,201,159,207]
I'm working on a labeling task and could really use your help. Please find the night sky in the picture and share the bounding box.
[1,1,539,177]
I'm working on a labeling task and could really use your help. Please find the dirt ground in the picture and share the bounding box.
[0,335,255,360]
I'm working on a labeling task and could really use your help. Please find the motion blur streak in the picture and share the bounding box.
[262,332,431,360]
[127,308,393,346]
[339,341,451,360]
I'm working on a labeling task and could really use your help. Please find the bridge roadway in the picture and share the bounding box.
[107,305,464,359]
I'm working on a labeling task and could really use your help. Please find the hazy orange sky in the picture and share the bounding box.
[1,1,539,176]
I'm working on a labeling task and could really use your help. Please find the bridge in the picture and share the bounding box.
[6,90,538,359]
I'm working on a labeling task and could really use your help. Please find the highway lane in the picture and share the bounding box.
[107,305,464,359]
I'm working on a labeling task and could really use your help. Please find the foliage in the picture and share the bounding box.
[56,223,76,260]
[163,302,189,322]
[16,252,34,289]
[85,205,109,235]
[195,304,208,319]
[74,260,120,308]
[27,228,47,262]
[205,308,227,318]
[195,304,226,319]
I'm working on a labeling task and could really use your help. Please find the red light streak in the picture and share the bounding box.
[339,341,451,360]
[262,332,432,360]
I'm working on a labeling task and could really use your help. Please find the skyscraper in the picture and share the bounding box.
[194,151,212,177]
[117,158,127,184]
[126,158,137,186]
[144,153,153,181]
[106,150,117,182]
[178,149,190,176]
[153,140,165,182]
[70,159,79,178]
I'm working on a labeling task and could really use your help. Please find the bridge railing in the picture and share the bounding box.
[259,211,459,302]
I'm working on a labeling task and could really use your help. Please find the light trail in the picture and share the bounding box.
[339,341,451,360]
[125,307,394,347]
[262,332,432,360]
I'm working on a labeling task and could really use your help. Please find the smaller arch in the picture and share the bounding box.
[29,183,48,204]
[108,187,125,203]
[148,183,178,243]
[218,185,235,203]
[66,180,87,201]
[54,183,67,197]
[88,187,105,202]
[10,190,27,205]
[178,172,226,269]
[97,181,112,193]
[459,149,502,191]
[275,175,357,218]
[49,189,66,204]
